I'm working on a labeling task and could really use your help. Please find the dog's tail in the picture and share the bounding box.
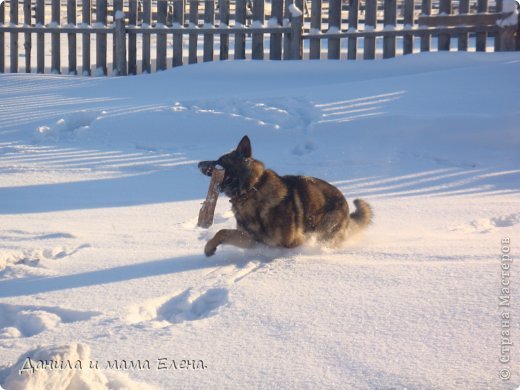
[348,199,373,235]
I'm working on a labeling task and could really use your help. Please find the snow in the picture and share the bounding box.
[0,52,519,389]
[267,17,279,28]
[326,26,341,35]
[288,4,303,18]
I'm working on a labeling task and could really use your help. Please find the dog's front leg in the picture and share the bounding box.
[204,229,256,257]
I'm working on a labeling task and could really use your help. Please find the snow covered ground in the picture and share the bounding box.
[0,52,519,389]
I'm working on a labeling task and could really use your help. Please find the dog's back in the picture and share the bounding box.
[232,169,372,248]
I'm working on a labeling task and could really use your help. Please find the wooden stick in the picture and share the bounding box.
[197,168,224,228]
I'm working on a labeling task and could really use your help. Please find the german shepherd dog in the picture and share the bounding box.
[198,136,372,257]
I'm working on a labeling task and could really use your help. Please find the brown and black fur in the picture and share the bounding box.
[198,136,372,257]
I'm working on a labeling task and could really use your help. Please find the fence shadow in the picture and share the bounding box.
[0,254,223,298]
[334,167,520,199]
[0,165,207,214]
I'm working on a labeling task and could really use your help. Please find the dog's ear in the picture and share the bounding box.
[236,135,252,158]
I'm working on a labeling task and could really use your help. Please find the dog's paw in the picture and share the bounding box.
[204,241,217,257]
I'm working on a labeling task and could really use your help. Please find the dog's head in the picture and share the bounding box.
[198,136,264,198]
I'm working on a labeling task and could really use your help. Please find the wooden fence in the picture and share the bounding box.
[0,0,518,75]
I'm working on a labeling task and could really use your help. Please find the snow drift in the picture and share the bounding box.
[0,52,519,389]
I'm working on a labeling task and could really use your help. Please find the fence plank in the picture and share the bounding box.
[142,0,151,73]
[303,24,500,39]
[283,0,290,59]
[68,0,77,75]
[173,0,185,66]
[403,0,414,55]
[128,0,138,74]
[96,0,108,75]
[438,0,451,51]
[309,0,322,60]
[114,10,127,75]
[270,0,284,60]
[252,0,265,59]
[123,24,291,34]
[419,12,510,26]
[327,0,341,59]
[10,0,18,73]
[420,0,431,51]
[82,0,91,75]
[157,0,168,70]
[51,0,60,73]
[289,6,303,59]
[36,0,44,72]
[383,0,397,58]
[494,0,503,51]
[235,0,246,59]
[347,0,359,60]
[24,0,31,72]
[363,0,377,59]
[113,0,122,73]
[0,1,4,73]
[458,0,469,51]
[476,0,488,51]
[189,0,199,63]
[219,0,230,60]
[203,0,215,61]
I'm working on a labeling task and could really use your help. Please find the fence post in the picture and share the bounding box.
[289,3,303,60]
[114,11,127,76]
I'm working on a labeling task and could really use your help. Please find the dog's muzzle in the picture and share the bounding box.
[198,160,218,177]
